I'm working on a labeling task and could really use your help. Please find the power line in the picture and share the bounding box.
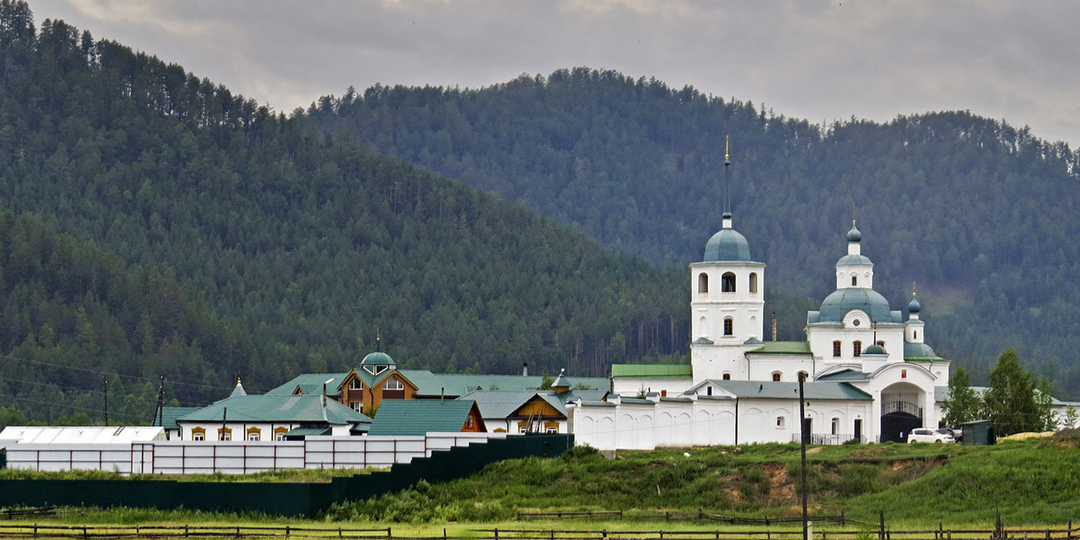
[0,375,208,407]
[0,391,146,420]
[0,354,231,391]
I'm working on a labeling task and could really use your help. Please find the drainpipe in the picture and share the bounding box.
[734,398,739,446]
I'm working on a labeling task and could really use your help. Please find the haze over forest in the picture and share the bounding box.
[0,1,1078,426]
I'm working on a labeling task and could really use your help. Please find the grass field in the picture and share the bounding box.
[4,436,1079,529]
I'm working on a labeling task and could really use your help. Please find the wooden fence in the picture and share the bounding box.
[516,511,853,526]
[0,522,1075,540]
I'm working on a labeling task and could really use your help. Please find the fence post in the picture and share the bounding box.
[996,512,1003,540]
[286,525,290,537]
[879,511,886,540]
[185,525,189,537]
[1069,520,1074,540]
[841,511,845,527]
[389,528,393,539]
[495,528,499,540]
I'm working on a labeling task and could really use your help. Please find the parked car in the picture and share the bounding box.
[907,428,955,443]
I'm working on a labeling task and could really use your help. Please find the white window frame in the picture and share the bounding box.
[192,432,204,441]
[383,378,404,391]
[248,432,260,442]
[350,379,363,390]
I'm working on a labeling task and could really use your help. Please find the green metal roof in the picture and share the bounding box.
[708,380,872,400]
[702,227,754,262]
[176,395,371,425]
[397,370,608,397]
[266,373,349,397]
[904,342,944,361]
[815,369,871,381]
[611,364,693,378]
[154,407,201,429]
[284,427,332,438]
[360,351,396,366]
[465,391,566,419]
[367,400,483,436]
[809,288,901,324]
[747,341,812,355]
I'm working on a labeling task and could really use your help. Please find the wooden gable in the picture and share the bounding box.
[512,395,566,420]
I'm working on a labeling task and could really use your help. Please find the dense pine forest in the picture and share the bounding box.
[305,69,1080,395]
[1,0,1079,426]
[0,2,694,424]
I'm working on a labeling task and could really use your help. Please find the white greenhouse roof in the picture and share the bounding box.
[0,426,166,444]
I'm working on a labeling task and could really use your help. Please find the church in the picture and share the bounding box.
[571,206,952,449]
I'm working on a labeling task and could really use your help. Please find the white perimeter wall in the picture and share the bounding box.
[2,432,505,475]
[573,398,872,451]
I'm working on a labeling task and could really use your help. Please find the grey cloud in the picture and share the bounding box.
[29,0,1080,146]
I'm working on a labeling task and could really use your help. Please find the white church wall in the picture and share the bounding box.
[612,377,694,397]
[747,355,816,382]
[691,344,750,382]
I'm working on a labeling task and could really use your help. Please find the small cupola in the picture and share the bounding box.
[230,378,247,398]
[361,351,396,375]
[908,292,921,320]
[551,368,572,393]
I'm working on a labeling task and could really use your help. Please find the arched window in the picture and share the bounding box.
[852,276,858,286]
[698,273,709,293]
[721,272,736,292]
[772,372,782,382]
[832,340,841,357]
[776,416,785,427]
[723,318,734,336]
[831,418,840,435]
[722,372,731,380]
[749,272,759,293]
[853,341,862,357]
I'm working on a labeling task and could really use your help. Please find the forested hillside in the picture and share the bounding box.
[0,2,690,423]
[306,69,1080,395]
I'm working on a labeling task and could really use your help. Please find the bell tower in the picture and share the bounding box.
[690,138,765,381]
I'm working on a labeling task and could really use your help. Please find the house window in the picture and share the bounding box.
[219,432,231,441]
[722,373,731,380]
[466,416,474,428]
[852,276,857,286]
[383,378,404,390]
[724,318,733,336]
[833,340,841,357]
[706,386,713,396]
[351,402,362,412]
[772,372,781,382]
[350,379,363,390]
[246,427,261,441]
[546,426,558,433]
[749,272,758,293]
[375,365,388,375]
[274,427,289,441]
[698,273,709,293]
[248,432,260,441]
[853,341,862,357]
[721,272,736,292]
[776,416,785,427]
[364,365,376,375]
[519,427,529,434]
[276,433,286,441]
[831,417,840,435]
[192,431,204,441]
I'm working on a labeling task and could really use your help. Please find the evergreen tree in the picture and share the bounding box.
[982,348,1053,436]
[941,366,980,428]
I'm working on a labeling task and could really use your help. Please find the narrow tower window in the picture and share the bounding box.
[852,276,858,286]
[723,317,734,336]
[772,372,782,382]
[832,340,841,357]
[721,272,736,292]
[698,273,709,293]
[853,341,862,357]
[749,272,759,293]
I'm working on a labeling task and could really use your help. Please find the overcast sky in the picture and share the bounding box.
[31,0,1080,148]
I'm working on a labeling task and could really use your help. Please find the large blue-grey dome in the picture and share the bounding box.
[816,288,896,323]
[703,228,752,262]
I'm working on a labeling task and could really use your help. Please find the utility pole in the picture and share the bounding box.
[103,377,109,427]
[799,372,809,540]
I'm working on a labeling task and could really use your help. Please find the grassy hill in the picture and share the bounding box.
[325,437,1080,526]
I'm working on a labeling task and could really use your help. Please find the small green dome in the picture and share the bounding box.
[864,343,886,355]
[847,224,862,242]
[817,288,896,323]
[908,296,921,313]
[360,351,395,366]
[703,214,753,262]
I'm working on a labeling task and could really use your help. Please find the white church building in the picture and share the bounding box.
[573,211,955,449]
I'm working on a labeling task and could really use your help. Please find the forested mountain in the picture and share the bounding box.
[0,2,690,423]
[306,69,1080,395]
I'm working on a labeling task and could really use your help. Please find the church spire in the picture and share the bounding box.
[723,136,732,228]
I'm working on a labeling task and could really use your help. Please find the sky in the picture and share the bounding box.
[30,0,1080,148]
